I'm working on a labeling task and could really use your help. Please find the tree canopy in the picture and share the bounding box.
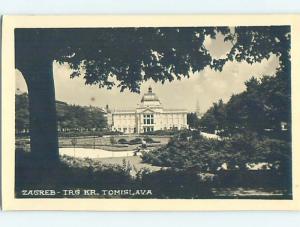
[15,26,290,92]
[199,71,291,140]
[15,93,30,133]
[15,93,107,134]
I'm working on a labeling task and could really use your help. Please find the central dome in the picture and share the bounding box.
[140,86,161,107]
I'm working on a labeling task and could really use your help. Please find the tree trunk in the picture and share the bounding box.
[24,60,59,164]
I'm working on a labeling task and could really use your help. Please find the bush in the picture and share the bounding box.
[15,152,135,198]
[15,151,214,199]
[216,170,291,189]
[15,150,291,199]
[143,136,160,144]
[142,131,292,174]
[110,137,117,145]
[256,138,291,176]
[58,131,104,138]
[128,138,142,145]
[102,130,124,136]
[138,168,213,198]
[142,135,224,171]
[142,129,179,136]
[118,138,128,144]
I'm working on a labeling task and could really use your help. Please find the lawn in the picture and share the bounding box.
[58,135,171,151]
[16,134,171,152]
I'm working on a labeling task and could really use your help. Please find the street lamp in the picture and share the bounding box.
[71,137,77,158]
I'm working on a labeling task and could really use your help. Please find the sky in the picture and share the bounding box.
[15,32,279,113]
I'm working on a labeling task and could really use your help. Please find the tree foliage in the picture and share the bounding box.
[16,93,30,133]
[199,100,226,133]
[187,112,200,129]
[16,26,290,92]
[142,131,291,173]
[15,28,220,90]
[199,26,291,136]
[56,103,107,132]
[199,72,291,139]
[15,93,107,134]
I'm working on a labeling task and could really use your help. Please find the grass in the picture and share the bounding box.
[61,135,170,151]
[16,134,171,152]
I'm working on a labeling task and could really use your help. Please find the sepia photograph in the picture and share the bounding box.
[2,15,300,210]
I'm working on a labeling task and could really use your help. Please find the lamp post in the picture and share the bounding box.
[93,134,96,149]
[71,137,77,158]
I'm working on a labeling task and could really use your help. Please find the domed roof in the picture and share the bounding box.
[140,86,161,106]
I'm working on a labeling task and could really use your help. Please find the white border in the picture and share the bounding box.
[2,15,300,211]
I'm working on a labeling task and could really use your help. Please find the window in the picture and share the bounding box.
[143,114,154,125]
[144,126,154,132]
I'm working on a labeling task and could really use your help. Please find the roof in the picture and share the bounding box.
[112,108,187,115]
[164,109,188,113]
[111,86,187,114]
[140,86,161,104]
[112,110,136,115]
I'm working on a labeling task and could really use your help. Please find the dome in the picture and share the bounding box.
[140,86,161,106]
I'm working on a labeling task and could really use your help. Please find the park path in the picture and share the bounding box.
[60,147,140,159]
[200,131,221,140]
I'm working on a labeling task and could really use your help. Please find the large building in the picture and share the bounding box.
[107,86,188,134]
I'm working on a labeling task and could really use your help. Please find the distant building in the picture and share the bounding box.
[195,99,203,118]
[107,86,188,134]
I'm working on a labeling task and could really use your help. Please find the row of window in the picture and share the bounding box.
[117,127,137,133]
[114,114,186,120]
[115,125,187,133]
[143,127,154,132]
[143,114,154,125]
[113,114,186,128]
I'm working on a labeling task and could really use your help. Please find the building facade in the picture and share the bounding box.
[107,86,188,134]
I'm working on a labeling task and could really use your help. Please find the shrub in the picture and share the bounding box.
[142,134,225,171]
[118,138,128,144]
[143,136,160,144]
[15,151,214,199]
[256,138,291,174]
[142,129,179,136]
[142,131,291,174]
[128,138,142,145]
[138,168,213,198]
[110,137,117,145]
[15,152,135,198]
[58,131,104,138]
[103,130,124,136]
[15,149,291,199]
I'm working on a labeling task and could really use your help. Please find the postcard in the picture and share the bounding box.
[1,15,300,210]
